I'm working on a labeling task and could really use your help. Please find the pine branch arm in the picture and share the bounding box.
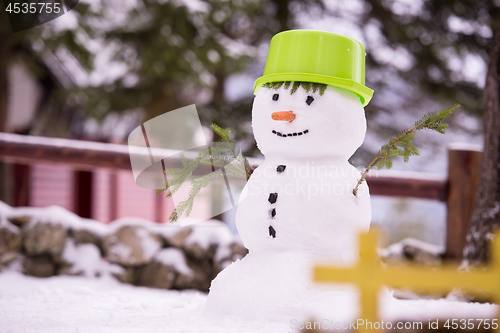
[352,104,460,197]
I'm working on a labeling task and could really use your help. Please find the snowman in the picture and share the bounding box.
[205,30,377,321]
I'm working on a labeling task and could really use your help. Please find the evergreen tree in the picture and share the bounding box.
[0,1,95,203]
[463,31,500,266]
[354,0,500,264]
[357,0,499,116]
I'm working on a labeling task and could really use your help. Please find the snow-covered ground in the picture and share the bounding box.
[0,271,288,333]
[0,271,497,333]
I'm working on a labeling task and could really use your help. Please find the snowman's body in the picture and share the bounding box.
[205,84,373,320]
[237,157,370,261]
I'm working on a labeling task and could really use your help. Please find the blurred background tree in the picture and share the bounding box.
[359,0,497,115]
[3,0,494,149]
[0,0,95,202]
[347,0,500,264]
[348,0,500,264]
[67,0,326,147]
[1,0,495,146]
[463,30,500,266]
[1,0,499,254]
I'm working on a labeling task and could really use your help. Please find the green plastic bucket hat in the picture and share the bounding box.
[254,30,374,106]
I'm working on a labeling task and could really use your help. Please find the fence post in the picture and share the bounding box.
[446,146,482,261]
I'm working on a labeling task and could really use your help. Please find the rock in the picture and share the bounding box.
[112,265,138,284]
[69,218,106,250]
[23,221,67,257]
[22,255,56,277]
[7,215,32,227]
[138,261,177,289]
[72,229,102,249]
[57,264,75,276]
[103,225,162,266]
[58,239,105,277]
[229,241,249,258]
[137,247,211,291]
[0,221,22,255]
[178,222,238,289]
[0,251,19,266]
[0,253,20,273]
[402,241,444,266]
[175,262,210,291]
[182,220,234,261]
[184,242,218,261]
[214,241,248,272]
[380,239,447,300]
[156,247,210,291]
[380,238,444,266]
[182,242,217,287]
[165,227,192,248]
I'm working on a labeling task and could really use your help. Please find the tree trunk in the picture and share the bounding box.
[462,30,500,266]
[0,23,12,205]
[0,25,11,132]
[273,0,291,31]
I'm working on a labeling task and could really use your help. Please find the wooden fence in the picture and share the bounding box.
[315,230,500,332]
[0,132,482,261]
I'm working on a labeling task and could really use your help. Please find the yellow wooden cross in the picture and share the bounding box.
[314,231,500,332]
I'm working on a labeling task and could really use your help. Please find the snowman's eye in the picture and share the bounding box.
[272,94,279,101]
[306,96,314,105]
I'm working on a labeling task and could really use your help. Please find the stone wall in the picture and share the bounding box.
[0,202,247,292]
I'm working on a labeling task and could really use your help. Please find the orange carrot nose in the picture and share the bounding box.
[271,111,295,122]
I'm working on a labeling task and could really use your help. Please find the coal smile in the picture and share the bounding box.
[271,129,309,137]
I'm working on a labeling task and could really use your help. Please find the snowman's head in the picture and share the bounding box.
[252,81,367,160]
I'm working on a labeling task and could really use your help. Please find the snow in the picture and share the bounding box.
[205,83,375,319]
[225,73,256,102]
[0,271,285,333]
[380,237,445,259]
[5,204,106,237]
[0,219,19,235]
[172,0,210,13]
[0,200,13,220]
[149,223,186,239]
[448,142,483,152]
[136,228,162,260]
[213,241,235,264]
[0,132,199,164]
[154,248,193,277]
[447,14,492,39]
[61,239,116,277]
[184,220,234,251]
[384,298,497,322]
[214,33,257,59]
[106,217,158,231]
[71,219,108,236]
[0,270,497,333]
[107,242,132,259]
[0,203,18,234]
[367,169,448,181]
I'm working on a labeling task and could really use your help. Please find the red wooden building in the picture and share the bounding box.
[12,162,175,223]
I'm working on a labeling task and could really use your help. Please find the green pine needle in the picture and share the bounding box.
[290,81,301,95]
[158,123,253,223]
[210,123,231,141]
[319,84,327,95]
[263,81,327,96]
[353,103,460,196]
